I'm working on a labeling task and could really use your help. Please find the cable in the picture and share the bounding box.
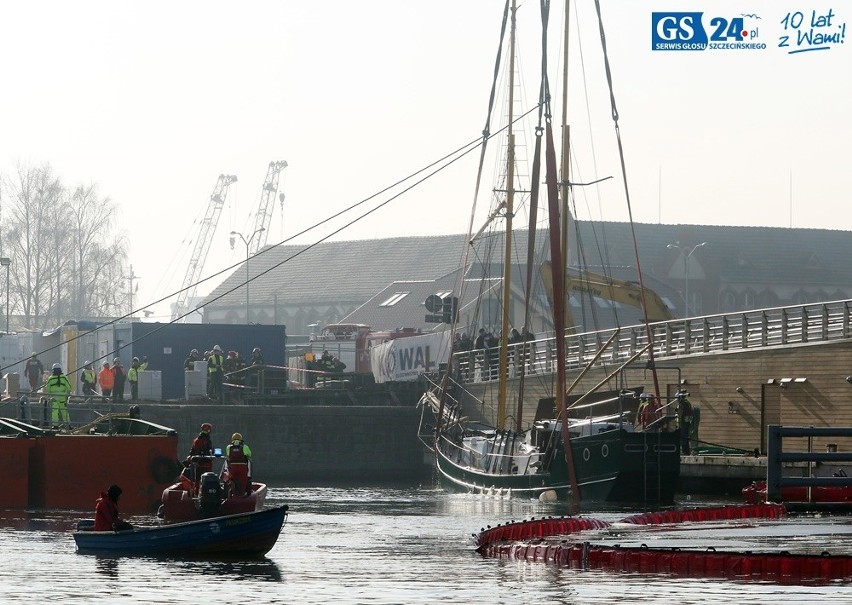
[2,109,540,378]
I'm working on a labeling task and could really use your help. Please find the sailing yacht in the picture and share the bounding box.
[419,0,681,505]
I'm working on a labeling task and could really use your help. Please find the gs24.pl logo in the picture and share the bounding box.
[652,12,766,50]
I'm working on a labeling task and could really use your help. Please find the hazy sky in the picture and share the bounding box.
[1,1,849,320]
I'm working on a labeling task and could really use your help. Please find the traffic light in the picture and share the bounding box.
[442,296,458,324]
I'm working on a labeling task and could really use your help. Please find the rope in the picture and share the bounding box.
[2,109,532,377]
[436,0,512,435]
[592,0,662,402]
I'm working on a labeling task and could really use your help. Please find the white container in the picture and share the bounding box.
[138,371,162,400]
[185,370,206,399]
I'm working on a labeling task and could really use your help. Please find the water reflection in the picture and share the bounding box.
[95,557,119,579]
[170,558,282,582]
[0,510,78,532]
[90,554,282,582]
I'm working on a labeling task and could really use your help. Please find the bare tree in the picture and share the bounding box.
[5,163,63,329]
[67,184,117,318]
[88,239,129,317]
[3,162,130,329]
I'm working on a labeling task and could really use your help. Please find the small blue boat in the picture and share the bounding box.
[73,504,288,557]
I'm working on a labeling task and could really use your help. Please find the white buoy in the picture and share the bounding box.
[538,489,558,503]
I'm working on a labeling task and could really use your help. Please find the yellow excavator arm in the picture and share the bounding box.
[540,261,674,326]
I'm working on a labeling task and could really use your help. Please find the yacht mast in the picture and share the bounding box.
[560,1,574,331]
[556,0,581,506]
[496,0,517,431]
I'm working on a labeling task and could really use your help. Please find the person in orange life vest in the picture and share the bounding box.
[98,362,114,397]
[225,432,252,496]
[94,484,132,531]
[637,392,661,431]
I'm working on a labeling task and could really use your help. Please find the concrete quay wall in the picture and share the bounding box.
[140,402,430,484]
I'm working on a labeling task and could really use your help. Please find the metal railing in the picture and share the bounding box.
[766,425,852,502]
[1,392,133,432]
[453,299,852,383]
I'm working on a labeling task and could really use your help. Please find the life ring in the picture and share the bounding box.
[150,456,179,484]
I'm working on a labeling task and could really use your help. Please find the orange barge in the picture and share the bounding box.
[0,415,179,514]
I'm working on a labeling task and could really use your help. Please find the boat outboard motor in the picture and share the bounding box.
[198,472,224,514]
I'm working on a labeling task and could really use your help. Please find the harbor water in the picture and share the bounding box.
[2,485,851,604]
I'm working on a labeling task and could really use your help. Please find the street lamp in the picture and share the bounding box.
[230,228,265,323]
[0,257,9,334]
[667,242,706,317]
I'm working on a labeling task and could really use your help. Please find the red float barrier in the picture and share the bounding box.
[618,503,786,526]
[475,516,611,548]
[477,540,852,584]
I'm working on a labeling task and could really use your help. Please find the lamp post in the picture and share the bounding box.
[667,242,706,317]
[0,257,10,334]
[230,228,265,323]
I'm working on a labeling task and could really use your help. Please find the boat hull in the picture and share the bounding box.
[160,482,268,523]
[73,505,288,557]
[436,429,680,504]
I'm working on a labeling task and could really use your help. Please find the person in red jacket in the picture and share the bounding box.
[187,422,214,472]
[93,484,132,531]
[224,432,252,496]
[180,423,214,495]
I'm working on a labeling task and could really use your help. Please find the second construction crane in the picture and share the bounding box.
[249,160,287,255]
[172,174,238,321]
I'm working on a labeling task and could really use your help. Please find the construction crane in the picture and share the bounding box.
[172,174,238,321]
[249,160,287,255]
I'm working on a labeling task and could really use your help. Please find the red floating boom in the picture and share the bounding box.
[618,503,786,525]
[479,541,852,584]
[475,516,610,548]
[475,504,786,549]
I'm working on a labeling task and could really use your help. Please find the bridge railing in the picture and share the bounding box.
[454,299,852,384]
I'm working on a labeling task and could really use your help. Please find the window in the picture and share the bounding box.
[379,292,410,307]
[481,296,501,328]
[757,289,778,308]
[689,291,704,315]
[721,290,737,313]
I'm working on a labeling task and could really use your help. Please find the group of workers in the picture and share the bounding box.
[637,390,695,454]
[93,423,253,532]
[23,352,149,427]
[458,327,537,381]
[182,422,253,495]
[184,345,265,402]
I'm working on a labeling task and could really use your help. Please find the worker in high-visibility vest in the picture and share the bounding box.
[128,357,140,401]
[676,390,695,454]
[80,361,97,397]
[207,345,225,402]
[44,363,72,426]
[224,432,253,495]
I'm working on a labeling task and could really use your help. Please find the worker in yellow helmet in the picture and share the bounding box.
[224,432,253,496]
